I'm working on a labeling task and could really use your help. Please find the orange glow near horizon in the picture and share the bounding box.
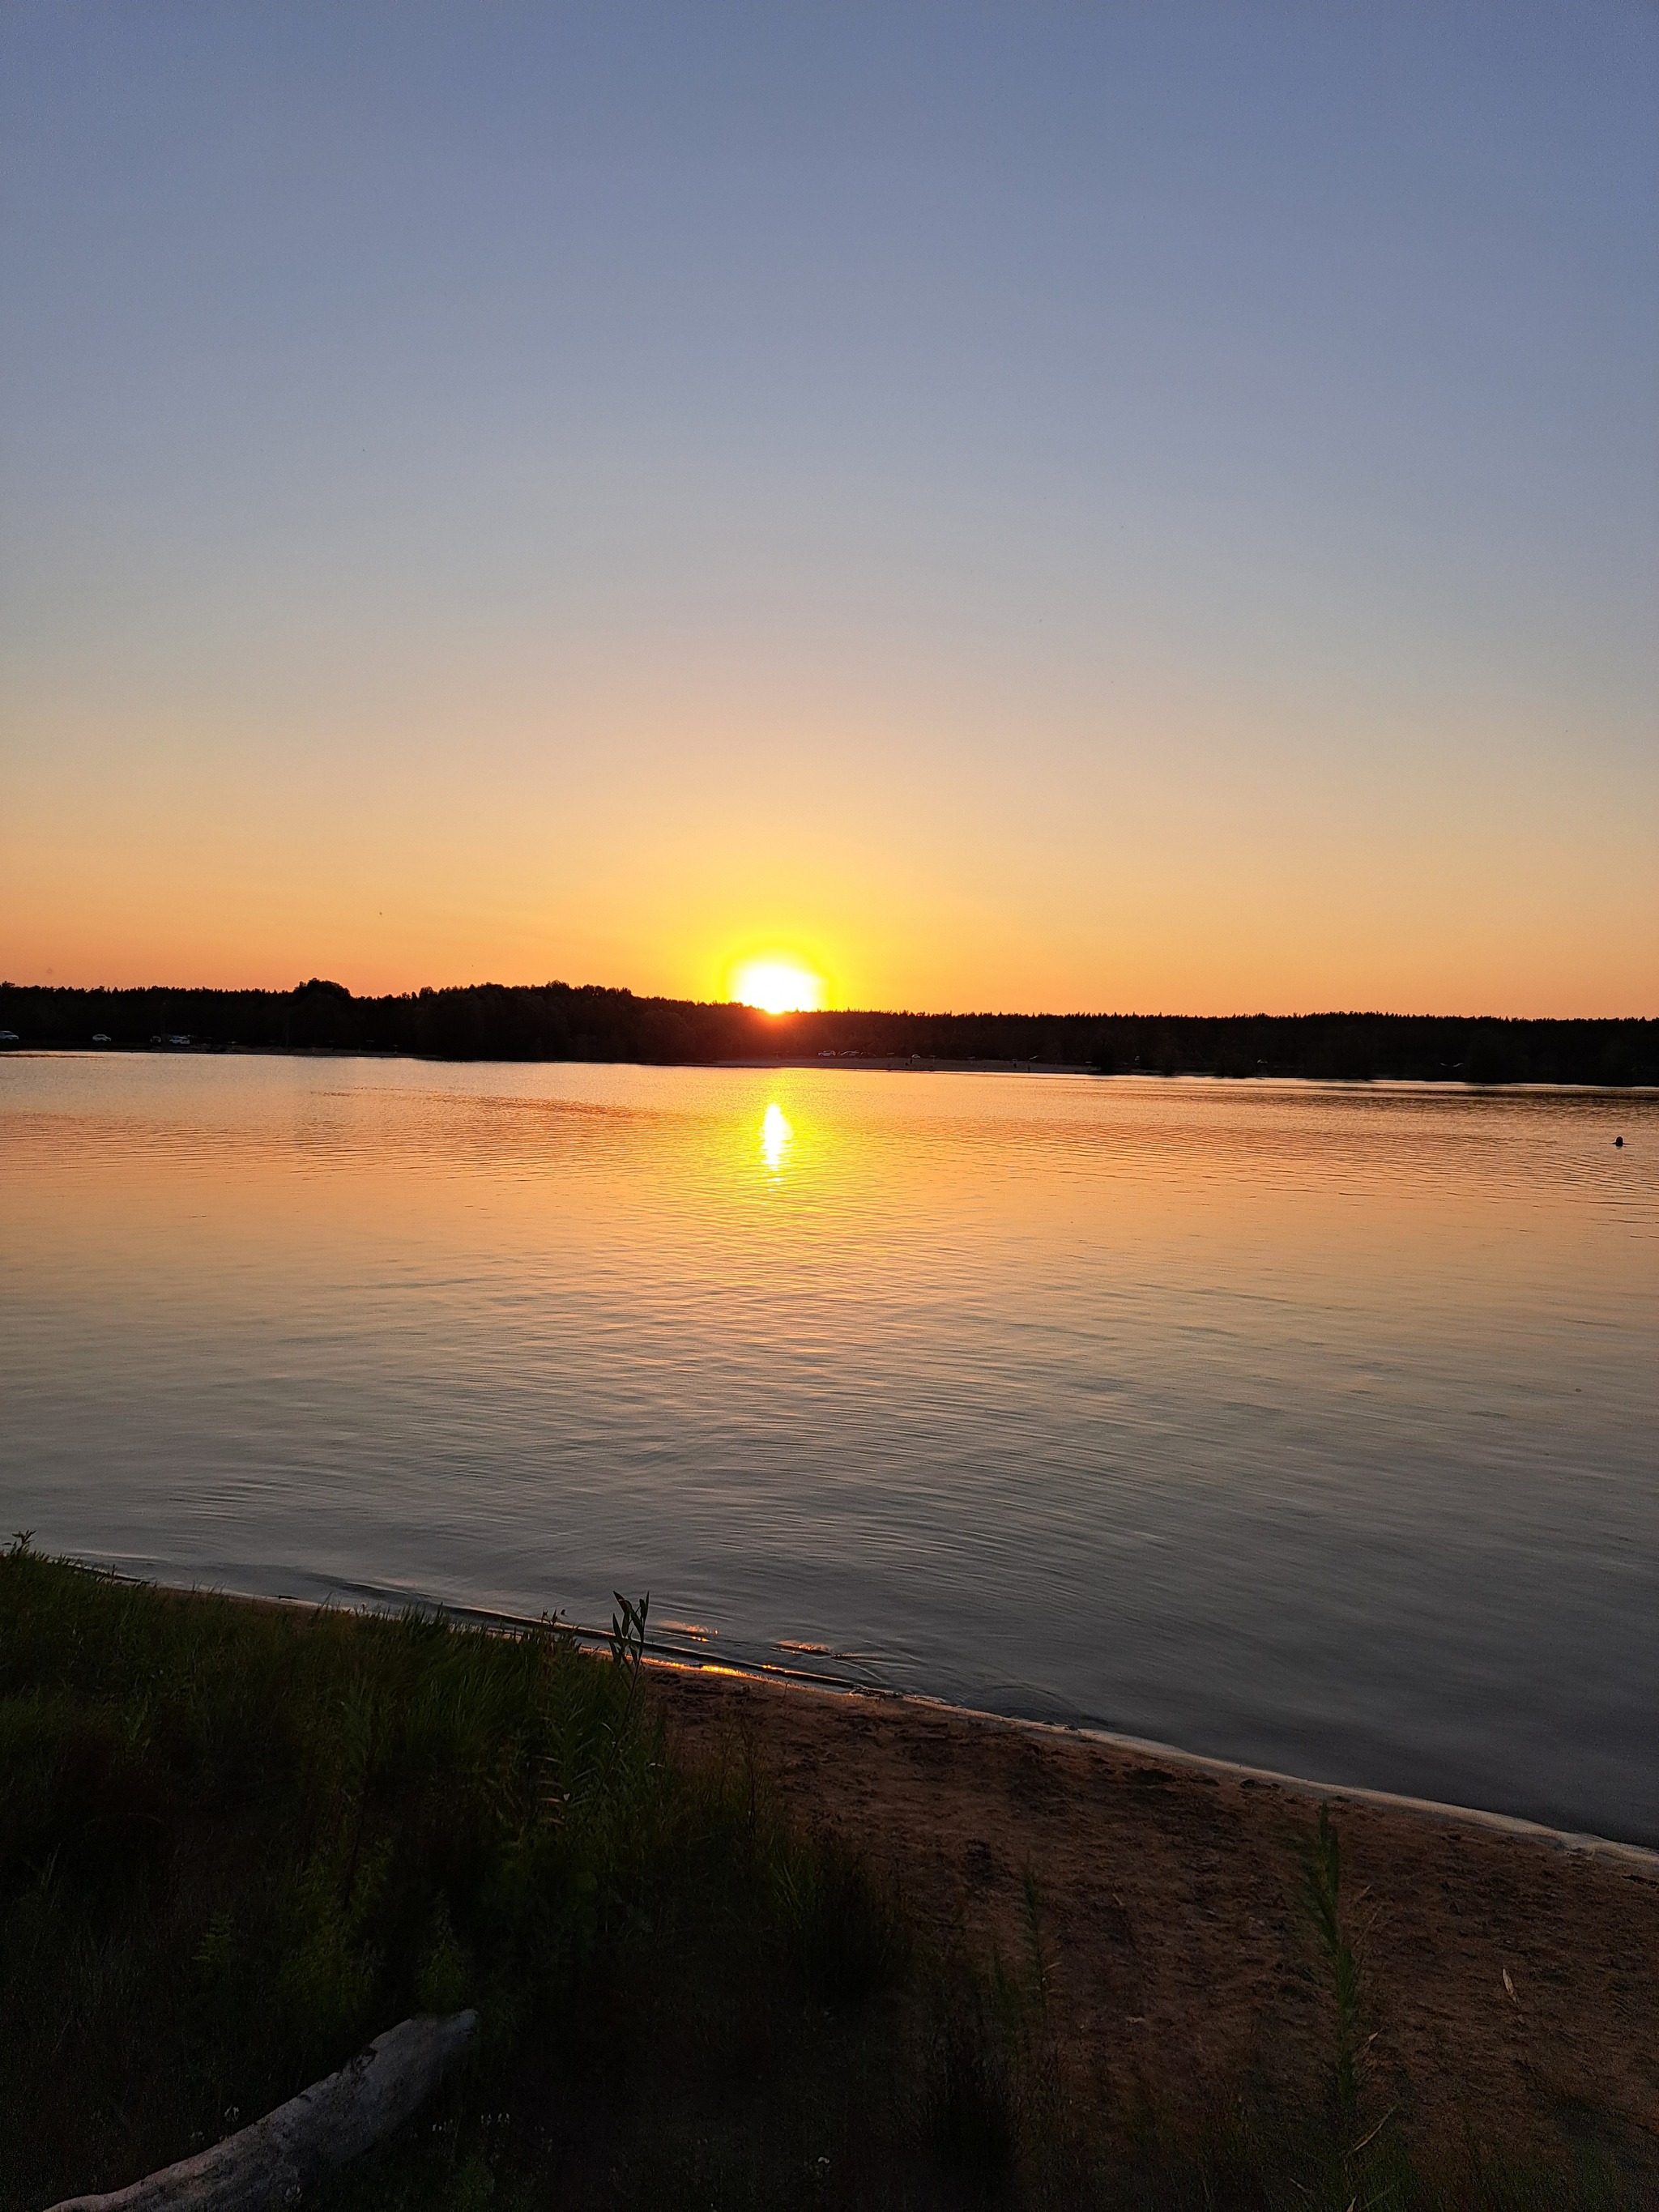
[4,10,1657,1030]
[3,701,1655,1018]
[729,957,829,1015]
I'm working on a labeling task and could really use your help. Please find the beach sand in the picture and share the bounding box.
[650,1664,1659,2183]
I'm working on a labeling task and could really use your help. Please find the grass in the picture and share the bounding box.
[0,1543,1645,2211]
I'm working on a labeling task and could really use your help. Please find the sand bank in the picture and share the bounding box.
[650,1664,1659,2181]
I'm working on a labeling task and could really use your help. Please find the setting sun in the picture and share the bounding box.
[729,958,827,1015]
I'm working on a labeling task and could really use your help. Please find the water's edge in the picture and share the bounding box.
[100,1562,1659,1876]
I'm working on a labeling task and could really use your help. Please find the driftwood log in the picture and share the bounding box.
[46,2010,478,2212]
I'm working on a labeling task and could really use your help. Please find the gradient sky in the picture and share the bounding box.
[2,2,1656,1015]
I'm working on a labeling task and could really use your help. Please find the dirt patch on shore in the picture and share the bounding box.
[650,1667,1659,2183]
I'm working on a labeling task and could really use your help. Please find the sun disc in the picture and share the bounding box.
[731,957,826,1015]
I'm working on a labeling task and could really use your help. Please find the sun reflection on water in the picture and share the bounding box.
[760,1102,792,1173]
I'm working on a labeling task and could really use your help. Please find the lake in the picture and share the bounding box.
[2,1053,1654,1842]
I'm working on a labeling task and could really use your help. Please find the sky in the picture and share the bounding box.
[2,2,1656,1016]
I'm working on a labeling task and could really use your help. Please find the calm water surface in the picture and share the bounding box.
[3,1055,1655,1840]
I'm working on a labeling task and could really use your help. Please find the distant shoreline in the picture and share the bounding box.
[3,977,1656,1088]
[5,1039,1658,1097]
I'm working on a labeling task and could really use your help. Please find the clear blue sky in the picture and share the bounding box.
[3,2,1655,1012]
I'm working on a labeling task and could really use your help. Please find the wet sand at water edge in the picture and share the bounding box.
[650,1664,1659,2182]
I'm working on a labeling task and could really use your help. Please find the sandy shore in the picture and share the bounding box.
[181,1583,1659,2178]
[649,1664,1659,2180]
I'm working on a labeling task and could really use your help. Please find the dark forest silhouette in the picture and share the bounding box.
[2,978,1653,1085]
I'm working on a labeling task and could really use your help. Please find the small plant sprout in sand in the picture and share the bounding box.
[608,1590,650,1707]
[1302,1801,1400,2207]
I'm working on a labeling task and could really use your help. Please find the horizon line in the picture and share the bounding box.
[2,977,1655,1027]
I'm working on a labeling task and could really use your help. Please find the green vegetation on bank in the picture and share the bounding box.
[2,978,1655,1085]
[0,1549,912,2210]
[0,1546,1643,2210]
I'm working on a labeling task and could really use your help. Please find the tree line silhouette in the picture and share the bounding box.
[2,978,1653,1085]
